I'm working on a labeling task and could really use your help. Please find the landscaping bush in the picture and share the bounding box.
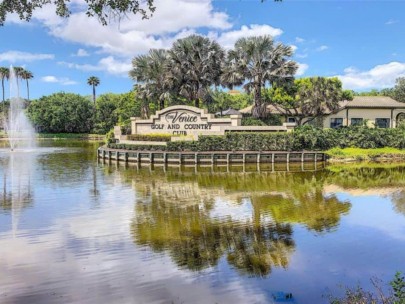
[109,125,405,152]
[108,143,167,151]
[127,134,172,142]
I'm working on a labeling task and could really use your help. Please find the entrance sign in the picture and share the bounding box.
[131,106,241,139]
[113,105,293,142]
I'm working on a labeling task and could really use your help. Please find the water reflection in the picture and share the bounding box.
[124,166,351,277]
[1,144,405,303]
[1,151,35,237]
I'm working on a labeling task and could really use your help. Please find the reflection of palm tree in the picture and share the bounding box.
[132,191,295,276]
[125,164,405,276]
[226,223,294,276]
[392,190,405,216]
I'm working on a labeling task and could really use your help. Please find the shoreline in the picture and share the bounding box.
[0,134,105,141]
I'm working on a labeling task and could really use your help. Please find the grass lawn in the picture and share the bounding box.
[326,147,405,161]
[0,131,104,140]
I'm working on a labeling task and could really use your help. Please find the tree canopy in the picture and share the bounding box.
[0,0,284,26]
[27,92,94,133]
[269,77,353,126]
[0,0,155,26]
[222,36,297,118]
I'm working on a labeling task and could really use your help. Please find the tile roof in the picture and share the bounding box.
[345,96,405,108]
[239,96,405,115]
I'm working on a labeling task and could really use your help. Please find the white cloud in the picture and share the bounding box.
[74,48,90,57]
[0,51,54,63]
[296,63,309,76]
[59,56,132,76]
[385,19,399,25]
[28,0,231,57]
[335,61,405,90]
[41,75,78,85]
[295,53,308,59]
[290,44,298,52]
[212,24,283,50]
[316,45,328,52]
[15,1,288,77]
[295,37,305,43]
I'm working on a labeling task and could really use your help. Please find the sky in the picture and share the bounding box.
[1,0,405,100]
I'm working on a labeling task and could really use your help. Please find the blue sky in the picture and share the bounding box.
[1,0,405,99]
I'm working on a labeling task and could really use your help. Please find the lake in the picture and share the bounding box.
[1,141,404,304]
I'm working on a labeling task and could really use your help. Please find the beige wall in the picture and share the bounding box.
[323,108,405,128]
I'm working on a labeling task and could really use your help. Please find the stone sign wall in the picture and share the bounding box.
[131,105,241,139]
[113,105,293,142]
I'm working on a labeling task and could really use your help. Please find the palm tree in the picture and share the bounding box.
[221,36,298,118]
[0,67,9,103]
[129,49,170,110]
[19,69,34,101]
[166,35,224,108]
[87,76,100,104]
[12,66,25,95]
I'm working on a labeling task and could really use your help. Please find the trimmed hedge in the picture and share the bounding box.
[108,143,167,151]
[108,126,405,152]
[126,134,172,142]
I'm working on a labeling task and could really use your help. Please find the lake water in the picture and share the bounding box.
[1,141,404,304]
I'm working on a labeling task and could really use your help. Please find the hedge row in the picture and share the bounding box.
[126,134,172,142]
[108,126,405,152]
[108,144,167,151]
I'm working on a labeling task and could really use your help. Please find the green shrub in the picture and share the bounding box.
[241,115,282,126]
[127,134,172,142]
[241,117,267,126]
[108,143,167,151]
[109,125,405,152]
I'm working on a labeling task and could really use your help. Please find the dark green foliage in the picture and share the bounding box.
[328,272,405,304]
[109,126,405,152]
[108,143,167,151]
[0,0,156,26]
[27,92,94,133]
[127,134,172,142]
[241,115,282,126]
[241,117,267,126]
[90,92,140,134]
[391,272,405,304]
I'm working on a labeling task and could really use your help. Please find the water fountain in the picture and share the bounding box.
[1,65,36,236]
[4,65,36,150]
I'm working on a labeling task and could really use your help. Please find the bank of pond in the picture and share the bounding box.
[1,140,404,303]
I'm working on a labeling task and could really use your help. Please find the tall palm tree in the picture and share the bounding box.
[129,49,170,110]
[87,76,100,104]
[19,70,34,101]
[221,36,298,118]
[166,35,224,108]
[0,67,9,103]
[12,66,25,95]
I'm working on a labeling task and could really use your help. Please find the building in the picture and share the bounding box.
[240,96,405,128]
[324,96,405,128]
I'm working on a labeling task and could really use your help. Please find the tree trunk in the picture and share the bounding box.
[194,98,199,108]
[2,79,4,103]
[92,86,96,104]
[252,84,267,118]
[26,79,30,101]
[141,102,150,119]
[160,99,164,110]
